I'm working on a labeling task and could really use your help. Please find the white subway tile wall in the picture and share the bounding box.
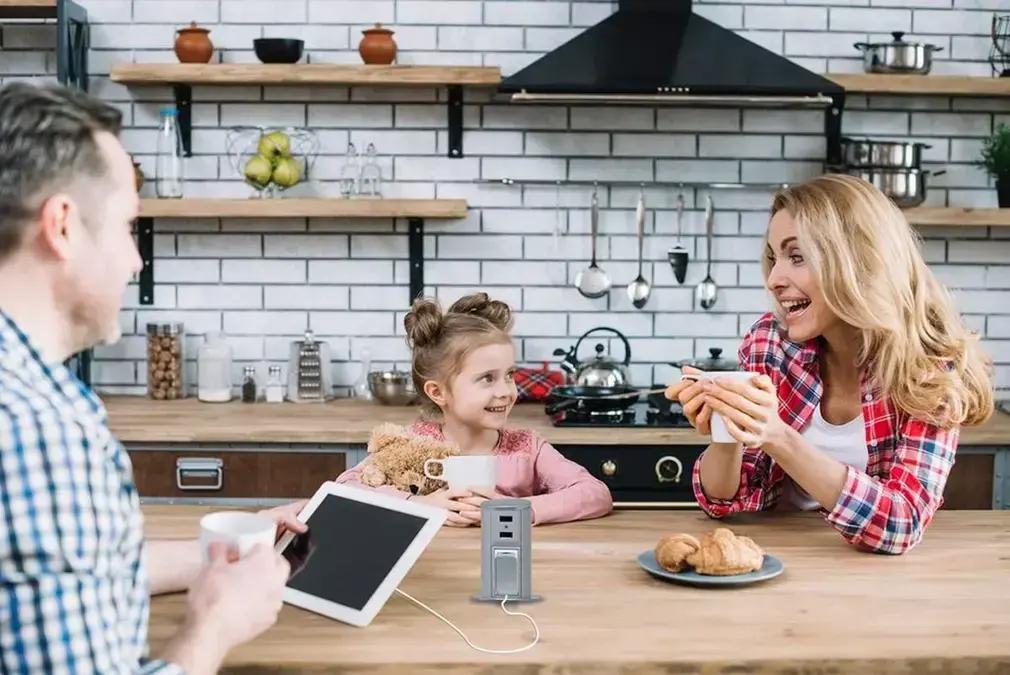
[1,0,1007,394]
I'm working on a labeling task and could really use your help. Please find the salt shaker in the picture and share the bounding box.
[266,365,284,403]
[241,366,257,403]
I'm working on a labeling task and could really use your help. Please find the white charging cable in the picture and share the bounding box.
[394,588,540,654]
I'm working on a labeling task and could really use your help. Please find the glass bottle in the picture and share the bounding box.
[338,142,359,197]
[358,143,382,197]
[266,365,284,403]
[155,107,184,198]
[352,347,372,400]
[241,366,257,403]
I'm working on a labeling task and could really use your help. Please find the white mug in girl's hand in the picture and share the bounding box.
[199,511,275,563]
[680,370,756,444]
[423,455,497,491]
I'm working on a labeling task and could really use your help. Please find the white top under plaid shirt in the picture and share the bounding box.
[0,311,181,674]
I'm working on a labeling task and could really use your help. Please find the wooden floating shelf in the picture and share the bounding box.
[828,73,1010,97]
[904,207,1010,227]
[111,63,502,87]
[0,0,56,19]
[138,198,468,220]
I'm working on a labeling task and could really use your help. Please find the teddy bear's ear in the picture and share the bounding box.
[368,422,407,453]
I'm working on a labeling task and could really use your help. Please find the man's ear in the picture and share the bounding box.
[423,380,447,407]
[36,193,76,262]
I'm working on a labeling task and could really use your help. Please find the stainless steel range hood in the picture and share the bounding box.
[499,0,844,108]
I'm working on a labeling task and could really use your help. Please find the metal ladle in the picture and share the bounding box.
[668,193,689,284]
[575,186,611,299]
[695,195,718,310]
[626,189,651,309]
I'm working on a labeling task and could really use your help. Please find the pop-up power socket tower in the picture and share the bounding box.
[474,499,541,602]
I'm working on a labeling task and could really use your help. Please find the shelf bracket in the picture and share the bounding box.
[824,92,845,168]
[408,217,424,302]
[447,85,463,158]
[56,0,89,91]
[137,217,155,306]
[173,84,193,157]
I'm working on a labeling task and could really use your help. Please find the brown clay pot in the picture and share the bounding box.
[174,22,213,63]
[358,23,396,65]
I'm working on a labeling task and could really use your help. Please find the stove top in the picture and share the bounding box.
[551,401,692,428]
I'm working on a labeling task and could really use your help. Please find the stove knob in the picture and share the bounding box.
[601,460,617,477]
[655,456,683,484]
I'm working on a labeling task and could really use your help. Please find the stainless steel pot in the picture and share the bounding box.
[841,138,931,169]
[845,168,945,208]
[854,32,943,75]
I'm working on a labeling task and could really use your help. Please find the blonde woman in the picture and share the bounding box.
[667,174,993,554]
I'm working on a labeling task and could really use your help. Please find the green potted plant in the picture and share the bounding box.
[980,123,1010,208]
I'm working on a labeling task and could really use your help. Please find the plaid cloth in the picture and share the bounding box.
[692,312,959,555]
[0,311,180,674]
[514,365,566,402]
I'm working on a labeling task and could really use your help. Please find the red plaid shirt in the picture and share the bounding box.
[692,313,959,555]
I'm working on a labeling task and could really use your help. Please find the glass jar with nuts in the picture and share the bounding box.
[146,322,185,400]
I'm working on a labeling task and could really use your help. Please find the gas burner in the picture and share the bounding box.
[552,401,692,428]
[561,406,635,425]
[646,406,689,426]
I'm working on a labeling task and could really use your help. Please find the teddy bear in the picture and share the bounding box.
[359,422,461,496]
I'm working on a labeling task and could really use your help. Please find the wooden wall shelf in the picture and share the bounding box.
[904,207,1010,227]
[0,0,56,19]
[112,64,500,159]
[828,73,1010,97]
[111,63,501,87]
[139,198,467,219]
[135,198,467,307]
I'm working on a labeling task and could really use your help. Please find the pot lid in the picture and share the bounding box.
[875,31,939,48]
[363,23,394,34]
[673,347,740,371]
[178,21,209,33]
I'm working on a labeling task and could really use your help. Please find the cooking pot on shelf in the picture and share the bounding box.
[553,327,632,388]
[670,347,741,373]
[841,137,930,169]
[845,167,945,208]
[854,32,943,75]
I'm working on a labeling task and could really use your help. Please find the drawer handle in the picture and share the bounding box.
[176,457,223,491]
[601,460,618,477]
[655,456,683,484]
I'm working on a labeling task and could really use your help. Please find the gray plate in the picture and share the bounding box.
[636,550,784,588]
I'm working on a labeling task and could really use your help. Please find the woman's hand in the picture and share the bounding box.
[258,500,308,542]
[703,373,790,451]
[665,366,713,435]
[410,488,481,527]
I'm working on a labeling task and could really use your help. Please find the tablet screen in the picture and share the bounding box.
[282,494,429,611]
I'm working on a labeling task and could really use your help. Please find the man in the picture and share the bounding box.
[0,82,302,673]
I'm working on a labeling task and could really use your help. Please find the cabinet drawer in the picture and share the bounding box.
[128,450,345,499]
[942,453,994,510]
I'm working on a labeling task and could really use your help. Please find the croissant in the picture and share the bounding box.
[685,528,764,576]
[654,533,701,573]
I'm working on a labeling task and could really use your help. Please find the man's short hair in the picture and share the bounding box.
[0,82,122,262]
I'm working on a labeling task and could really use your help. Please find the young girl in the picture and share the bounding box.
[335,292,613,527]
[667,174,993,554]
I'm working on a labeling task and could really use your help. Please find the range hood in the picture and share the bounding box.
[500,0,844,108]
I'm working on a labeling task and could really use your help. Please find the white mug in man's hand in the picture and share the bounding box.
[423,455,497,492]
[199,511,275,563]
[681,370,756,443]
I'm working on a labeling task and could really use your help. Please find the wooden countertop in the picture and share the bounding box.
[145,506,1010,673]
[104,395,1010,447]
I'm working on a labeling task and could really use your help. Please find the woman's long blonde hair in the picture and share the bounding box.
[768,174,993,428]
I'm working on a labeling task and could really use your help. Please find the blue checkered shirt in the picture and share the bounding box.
[0,312,181,673]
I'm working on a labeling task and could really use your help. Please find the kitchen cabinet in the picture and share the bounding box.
[127,446,346,502]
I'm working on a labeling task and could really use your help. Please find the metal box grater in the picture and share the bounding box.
[286,330,332,403]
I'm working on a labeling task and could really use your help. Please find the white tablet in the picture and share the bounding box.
[275,481,447,627]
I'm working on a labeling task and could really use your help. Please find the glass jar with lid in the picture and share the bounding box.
[198,332,233,402]
[146,322,185,399]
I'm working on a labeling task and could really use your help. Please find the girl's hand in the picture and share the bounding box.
[665,366,713,435]
[258,500,309,542]
[703,373,789,451]
[410,488,481,527]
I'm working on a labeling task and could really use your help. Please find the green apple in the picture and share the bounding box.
[243,155,273,187]
[271,156,301,188]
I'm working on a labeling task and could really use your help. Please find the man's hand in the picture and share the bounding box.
[258,500,309,541]
[410,488,482,527]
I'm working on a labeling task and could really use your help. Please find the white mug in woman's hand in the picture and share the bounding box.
[681,370,755,443]
[423,455,496,491]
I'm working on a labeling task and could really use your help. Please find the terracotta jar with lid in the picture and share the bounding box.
[174,22,213,63]
[358,23,396,65]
